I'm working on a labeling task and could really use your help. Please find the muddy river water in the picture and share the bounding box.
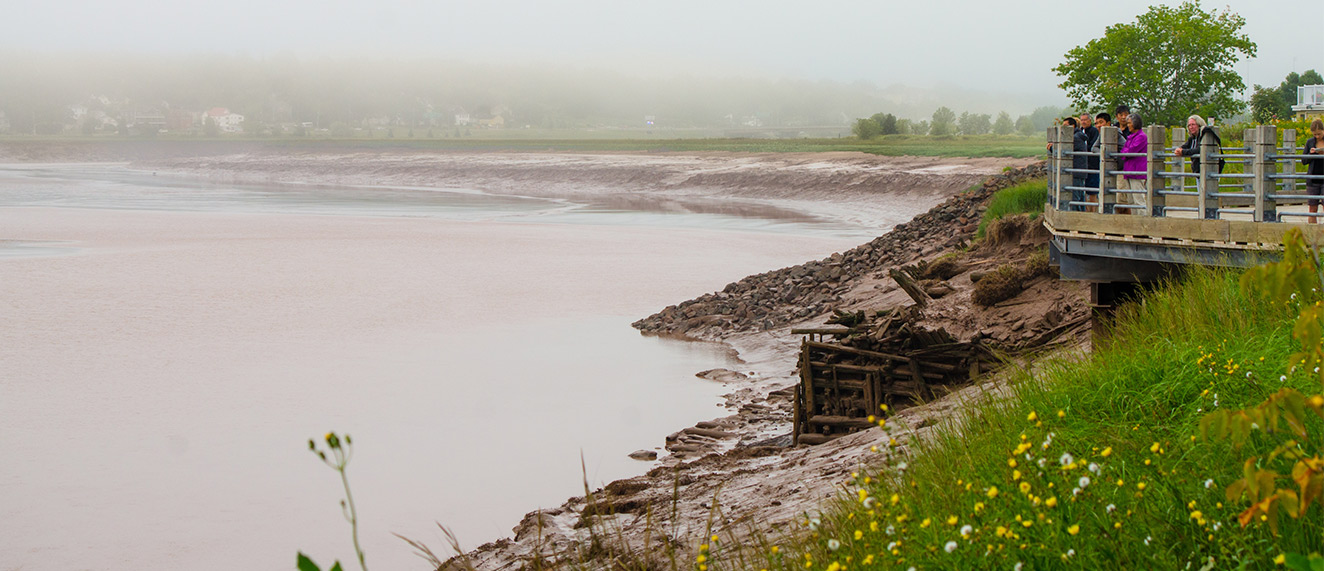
[0,164,867,570]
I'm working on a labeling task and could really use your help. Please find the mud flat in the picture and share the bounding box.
[452,162,1093,571]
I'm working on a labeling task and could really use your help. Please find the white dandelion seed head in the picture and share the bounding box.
[1067,549,1076,557]
[1072,487,1082,496]
[1106,504,1116,513]
[1251,422,1260,430]
[1037,458,1047,468]
[1204,479,1214,489]
[960,524,973,537]
[863,497,877,509]
[1144,536,1152,546]
[1078,476,1091,488]
[1059,453,1075,466]
[808,518,820,530]
[1281,375,1288,382]
[945,541,958,553]
[1015,563,1024,571]
[887,541,897,551]
[1213,522,1222,531]
[1246,371,1253,378]
[1088,462,1101,474]
[886,524,895,536]
[897,462,908,471]
[827,539,840,551]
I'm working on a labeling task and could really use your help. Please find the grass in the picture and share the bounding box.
[0,133,1048,159]
[976,179,1049,239]
[720,266,1322,571]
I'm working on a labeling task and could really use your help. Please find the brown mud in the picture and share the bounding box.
[451,162,1092,570]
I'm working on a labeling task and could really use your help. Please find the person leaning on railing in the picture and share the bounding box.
[1305,119,1324,222]
[1118,113,1148,215]
[1172,115,1224,174]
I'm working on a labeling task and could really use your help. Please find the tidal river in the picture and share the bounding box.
[0,164,867,570]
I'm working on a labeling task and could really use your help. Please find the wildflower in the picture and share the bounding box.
[1072,487,1081,497]
[1275,553,1286,565]
[825,563,839,571]
[1105,504,1116,513]
[1059,453,1074,466]
[987,486,999,499]
[995,526,1008,537]
[1281,375,1288,382]
[1144,536,1152,546]
[809,518,821,531]
[1136,482,1147,491]
[771,546,780,554]
[1014,563,1024,571]
[697,555,707,563]
[944,541,958,553]
[1057,410,1066,418]
[886,525,895,536]
[889,438,898,447]
[863,497,877,509]
[1116,479,1124,486]
[854,530,863,540]
[1149,442,1160,453]
[870,521,879,532]
[827,539,841,551]
[1045,497,1058,508]
[1027,411,1038,421]
[1012,470,1022,481]
[1088,463,1100,475]
[1021,520,1032,528]
[960,524,973,538]
[1067,524,1080,535]
[887,542,897,551]
[1036,458,1047,469]
[947,515,959,526]
[1078,476,1091,489]
[1019,482,1031,494]
[975,502,985,512]
[890,493,900,505]
[1008,458,1017,468]
[1067,549,1075,558]
[920,518,931,528]
[897,461,908,471]
[1101,447,1112,457]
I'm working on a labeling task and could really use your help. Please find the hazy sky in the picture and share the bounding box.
[2,0,1311,100]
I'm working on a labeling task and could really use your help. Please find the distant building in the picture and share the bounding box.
[1295,85,1324,121]
[205,107,245,133]
[166,109,197,132]
[454,110,471,126]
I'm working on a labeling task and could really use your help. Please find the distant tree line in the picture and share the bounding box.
[852,105,1069,138]
[1250,70,1324,123]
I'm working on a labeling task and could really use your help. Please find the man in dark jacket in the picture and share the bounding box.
[1080,113,1100,189]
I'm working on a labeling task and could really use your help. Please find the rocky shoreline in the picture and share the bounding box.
[450,161,1091,570]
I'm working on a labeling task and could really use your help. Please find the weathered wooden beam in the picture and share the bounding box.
[889,268,931,308]
[808,415,877,429]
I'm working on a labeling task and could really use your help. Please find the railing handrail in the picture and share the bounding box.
[1047,124,1317,223]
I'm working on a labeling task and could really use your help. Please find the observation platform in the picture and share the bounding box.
[1044,124,1323,301]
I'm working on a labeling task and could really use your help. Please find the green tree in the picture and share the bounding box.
[930,107,956,137]
[1250,84,1287,123]
[1053,1,1256,126]
[992,112,1014,135]
[852,117,881,139]
[958,112,991,135]
[895,118,912,135]
[913,120,930,136]
[203,117,219,137]
[1029,106,1066,132]
[873,112,898,135]
[1014,115,1036,136]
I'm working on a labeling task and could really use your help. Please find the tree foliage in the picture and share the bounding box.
[930,107,956,137]
[1053,1,1256,126]
[852,117,881,139]
[1252,70,1324,123]
[992,112,1015,136]
[957,111,991,135]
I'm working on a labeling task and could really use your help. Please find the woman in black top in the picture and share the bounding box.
[1173,114,1223,174]
[1304,119,1324,223]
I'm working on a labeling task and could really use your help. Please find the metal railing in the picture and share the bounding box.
[1047,125,1323,222]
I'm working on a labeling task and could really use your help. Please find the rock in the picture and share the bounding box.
[628,449,658,461]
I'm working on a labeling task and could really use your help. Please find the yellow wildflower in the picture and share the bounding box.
[1045,497,1058,508]
[1027,411,1038,421]
[1067,524,1080,535]
[1101,447,1112,457]
[1013,470,1022,481]
[1276,554,1287,565]
[987,486,1000,498]
[1019,482,1031,494]
[947,515,959,525]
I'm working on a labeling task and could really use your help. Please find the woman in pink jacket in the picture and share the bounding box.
[1118,113,1148,215]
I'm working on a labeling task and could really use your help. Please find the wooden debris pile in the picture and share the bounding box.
[791,306,998,446]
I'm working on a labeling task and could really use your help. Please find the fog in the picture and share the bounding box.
[0,1,1310,133]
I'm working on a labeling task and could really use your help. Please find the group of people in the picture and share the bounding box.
[1052,105,1324,219]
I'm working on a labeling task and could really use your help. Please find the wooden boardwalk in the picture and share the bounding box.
[1044,124,1323,284]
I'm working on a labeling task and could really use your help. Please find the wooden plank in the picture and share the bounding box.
[1044,208,1324,248]
[889,268,930,308]
[799,342,815,422]
[809,361,947,381]
[808,415,877,429]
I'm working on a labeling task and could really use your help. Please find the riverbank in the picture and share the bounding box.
[450,162,1093,570]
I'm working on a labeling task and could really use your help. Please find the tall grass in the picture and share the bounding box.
[736,267,1319,570]
[976,179,1048,239]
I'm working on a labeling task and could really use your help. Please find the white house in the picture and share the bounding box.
[205,107,246,133]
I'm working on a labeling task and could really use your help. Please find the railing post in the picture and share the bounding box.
[1243,128,1256,204]
[1145,125,1165,217]
[1048,126,1065,210]
[1254,125,1277,222]
[1284,128,1299,196]
[1199,126,1218,219]
[1100,126,1118,214]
